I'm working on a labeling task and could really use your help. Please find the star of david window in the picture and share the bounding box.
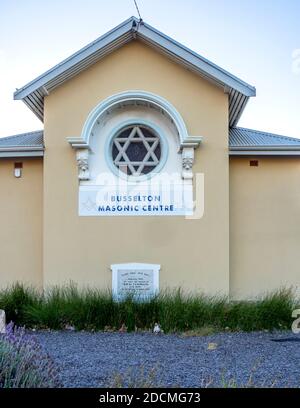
[112,125,161,176]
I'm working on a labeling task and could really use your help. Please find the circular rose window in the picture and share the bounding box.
[112,125,161,176]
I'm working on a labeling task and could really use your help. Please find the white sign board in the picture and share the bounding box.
[111,263,160,300]
[79,184,193,216]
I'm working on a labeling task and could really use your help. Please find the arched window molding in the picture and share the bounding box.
[67,90,203,180]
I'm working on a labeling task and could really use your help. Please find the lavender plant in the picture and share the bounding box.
[0,322,61,388]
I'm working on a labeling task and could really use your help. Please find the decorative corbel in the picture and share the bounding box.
[180,134,203,180]
[67,137,90,180]
[180,135,202,180]
[76,149,89,180]
[181,147,194,180]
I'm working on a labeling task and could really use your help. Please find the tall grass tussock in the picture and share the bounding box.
[0,283,297,333]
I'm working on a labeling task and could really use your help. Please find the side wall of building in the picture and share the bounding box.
[43,40,230,294]
[0,158,43,289]
[229,156,300,299]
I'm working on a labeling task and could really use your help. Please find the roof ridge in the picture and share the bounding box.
[234,126,300,142]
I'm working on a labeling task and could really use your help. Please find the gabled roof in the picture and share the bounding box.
[1,127,300,158]
[13,16,256,127]
[0,130,44,157]
[229,127,300,155]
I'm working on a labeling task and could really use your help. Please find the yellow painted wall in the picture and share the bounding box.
[43,40,229,294]
[0,158,43,288]
[230,156,300,299]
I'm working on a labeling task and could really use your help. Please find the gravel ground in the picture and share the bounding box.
[32,331,300,388]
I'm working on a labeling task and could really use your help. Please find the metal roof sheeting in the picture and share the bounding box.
[0,130,44,157]
[1,127,300,159]
[230,127,300,149]
[0,130,43,147]
[13,17,255,127]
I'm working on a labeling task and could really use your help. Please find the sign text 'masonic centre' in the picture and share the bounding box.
[79,184,193,216]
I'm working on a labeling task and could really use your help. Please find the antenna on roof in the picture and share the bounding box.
[133,0,143,21]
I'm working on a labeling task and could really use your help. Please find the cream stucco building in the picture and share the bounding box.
[1,17,300,299]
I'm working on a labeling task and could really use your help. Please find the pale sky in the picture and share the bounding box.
[0,0,300,138]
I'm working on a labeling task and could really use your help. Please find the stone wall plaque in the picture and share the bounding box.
[111,263,160,300]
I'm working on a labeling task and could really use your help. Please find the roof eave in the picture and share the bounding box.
[0,147,44,158]
[13,17,255,126]
[229,147,300,156]
[137,22,256,98]
[13,16,136,101]
[230,145,300,150]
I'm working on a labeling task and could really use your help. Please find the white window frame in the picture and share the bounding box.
[105,119,168,182]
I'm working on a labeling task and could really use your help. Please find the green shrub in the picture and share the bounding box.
[0,284,297,333]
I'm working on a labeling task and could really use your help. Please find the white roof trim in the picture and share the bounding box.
[13,17,255,127]
[230,146,300,151]
[0,148,44,158]
[14,17,135,100]
[137,22,255,97]
[230,150,300,156]
[0,146,43,151]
